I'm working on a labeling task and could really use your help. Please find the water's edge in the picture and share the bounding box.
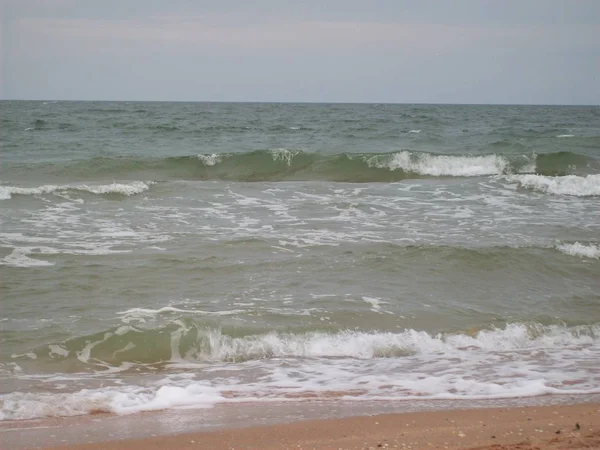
[3,394,600,449]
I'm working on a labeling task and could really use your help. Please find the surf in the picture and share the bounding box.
[3,150,596,184]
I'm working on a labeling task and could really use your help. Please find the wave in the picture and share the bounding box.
[9,150,596,183]
[0,385,223,420]
[0,181,154,200]
[13,320,600,369]
[507,174,600,197]
[196,153,222,166]
[532,151,593,176]
[363,152,511,176]
[4,322,599,420]
[556,242,600,259]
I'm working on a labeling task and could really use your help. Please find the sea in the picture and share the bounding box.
[1,101,599,422]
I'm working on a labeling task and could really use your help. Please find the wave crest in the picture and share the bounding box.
[4,322,599,420]
[15,322,600,368]
[5,150,595,183]
[364,151,511,176]
[0,181,154,200]
[508,174,600,197]
[556,242,600,259]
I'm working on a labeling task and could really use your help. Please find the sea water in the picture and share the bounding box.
[1,101,599,420]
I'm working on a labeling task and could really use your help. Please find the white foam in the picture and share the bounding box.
[0,384,223,420]
[0,247,55,267]
[82,182,154,195]
[197,153,222,166]
[366,151,510,176]
[114,384,223,414]
[556,242,600,259]
[2,324,599,420]
[362,296,387,312]
[0,182,154,200]
[0,244,132,268]
[556,134,574,138]
[270,148,300,166]
[48,345,69,358]
[0,188,11,200]
[117,307,247,324]
[172,323,600,362]
[508,174,600,196]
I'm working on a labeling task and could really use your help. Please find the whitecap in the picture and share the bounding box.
[197,153,222,166]
[270,148,300,166]
[0,181,154,200]
[0,247,55,267]
[366,151,510,177]
[166,323,600,361]
[2,323,599,420]
[556,242,600,259]
[507,174,600,197]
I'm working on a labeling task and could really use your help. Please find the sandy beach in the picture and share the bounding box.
[2,402,596,450]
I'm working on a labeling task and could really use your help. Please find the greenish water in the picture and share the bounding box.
[1,101,599,421]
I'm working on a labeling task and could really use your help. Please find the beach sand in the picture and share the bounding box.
[5,402,595,450]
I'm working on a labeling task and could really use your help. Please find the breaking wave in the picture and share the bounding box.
[363,152,511,176]
[0,181,154,200]
[0,385,223,420]
[9,150,596,183]
[508,174,600,197]
[12,320,600,369]
[556,242,600,259]
[3,322,599,420]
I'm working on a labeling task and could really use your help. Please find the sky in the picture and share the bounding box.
[1,0,599,104]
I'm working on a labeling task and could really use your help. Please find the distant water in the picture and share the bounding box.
[1,101,599,421]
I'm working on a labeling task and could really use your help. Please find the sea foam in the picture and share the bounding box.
[508,174,600,196]
[270,148,301,166]
[59,321,599,364]
[0,384,223,420]
[366,151,511,176]
[0,181,154,200]
[2,323,598,420]
[556,242,600,259]
[197,153,222,166]
[117,306,247,324]
[185,323,599,361]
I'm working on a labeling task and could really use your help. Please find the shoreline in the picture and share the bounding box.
[44,403,600,450]
[2,397,599,449]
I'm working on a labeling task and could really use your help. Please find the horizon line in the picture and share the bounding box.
[1,99,599,107]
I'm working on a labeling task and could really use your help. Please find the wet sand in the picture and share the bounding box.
[7,402,596,450]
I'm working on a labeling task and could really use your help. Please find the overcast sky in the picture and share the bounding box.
[1,0,599,104]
